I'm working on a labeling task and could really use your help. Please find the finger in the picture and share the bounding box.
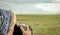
[20,26,25,32]
[27,26,30,31]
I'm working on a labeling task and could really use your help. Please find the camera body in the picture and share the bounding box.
[13,24,33,35]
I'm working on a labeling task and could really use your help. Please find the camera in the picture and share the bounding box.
[13,23,33,35]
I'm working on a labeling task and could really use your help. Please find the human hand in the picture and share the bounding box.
[20,26,31,35]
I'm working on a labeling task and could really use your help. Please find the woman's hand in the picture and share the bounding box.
[20,26,31,35]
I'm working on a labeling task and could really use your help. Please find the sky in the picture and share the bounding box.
[0,0,60,14]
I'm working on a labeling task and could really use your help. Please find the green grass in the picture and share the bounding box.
[16,14,60,35]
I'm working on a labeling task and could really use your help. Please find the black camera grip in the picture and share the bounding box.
[13,24,33,35]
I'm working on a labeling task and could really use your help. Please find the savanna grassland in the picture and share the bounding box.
[16,14,60,35]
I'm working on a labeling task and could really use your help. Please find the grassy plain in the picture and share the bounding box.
[16,14,60,35]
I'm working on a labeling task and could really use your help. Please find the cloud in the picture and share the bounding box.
[35,3,60,12]
[11,3,60,14]
[0,1,15,10]
[0,0,56,4]
[0,1,14,5]
[52,0,60,2]
[0,0,60,14]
